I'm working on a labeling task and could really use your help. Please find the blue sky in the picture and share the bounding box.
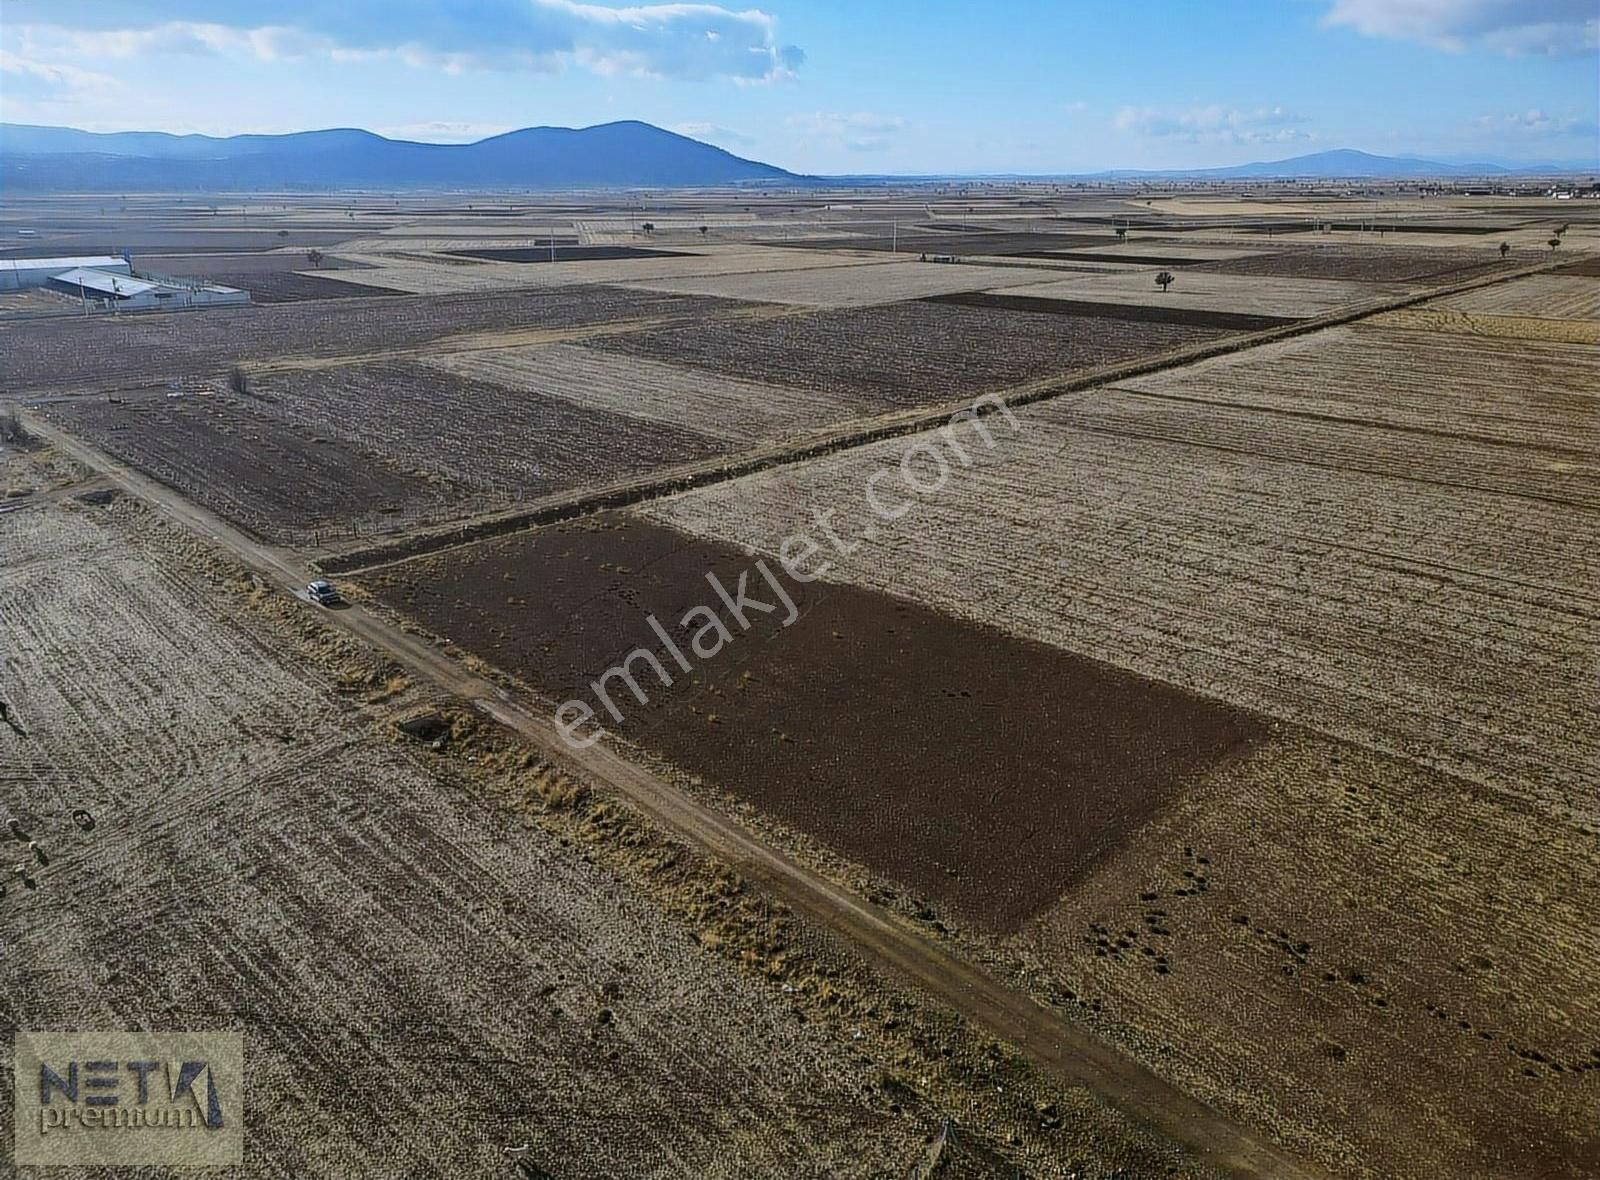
[2,1,1596,172]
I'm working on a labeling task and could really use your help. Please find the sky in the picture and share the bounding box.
[1,1,1596,173]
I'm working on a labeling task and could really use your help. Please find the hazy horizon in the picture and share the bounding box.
[2,1,1596,175]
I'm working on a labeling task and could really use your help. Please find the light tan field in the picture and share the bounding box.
[1370,308,1600,344]
[421,341,880,444]
[0,493,948,1177]
[629,298,1600,1178]
[994,269,1406,316]
[1434,273,1600,319]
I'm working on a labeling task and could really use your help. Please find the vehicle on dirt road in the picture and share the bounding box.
[307,579,343,606]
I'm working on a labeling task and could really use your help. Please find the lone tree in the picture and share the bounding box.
[1155,270,1175,292]
[1115,226,1128,242]
[699,225,709,237]
[1548,237,1561,252]
[0,408,29,445]
[1499,241,1511,259]
[306,249,325,268]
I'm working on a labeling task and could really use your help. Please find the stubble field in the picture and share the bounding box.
[0,493,955,1179]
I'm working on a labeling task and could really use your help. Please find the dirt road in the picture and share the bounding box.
[24,412,1328,1180]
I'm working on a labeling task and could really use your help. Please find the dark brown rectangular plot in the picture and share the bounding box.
[368,514,1266,930]
[586,300,1232,407]
[447,246,686,263]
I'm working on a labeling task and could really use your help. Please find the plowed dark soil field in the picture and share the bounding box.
[1198,246,1510,284]
[588,300,1233,405]
[204,271,408,302]
[1,286,748,392]
[366,513,1266,930]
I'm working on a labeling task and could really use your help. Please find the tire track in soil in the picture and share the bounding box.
[23,413,1330,1180]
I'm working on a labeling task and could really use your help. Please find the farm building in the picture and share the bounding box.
[47,266,250,311]
[0,255,132,290]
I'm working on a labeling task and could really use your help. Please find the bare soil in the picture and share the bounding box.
[588,300,1232,406]
[0,286,748,393]
[364,512,1266,930]
[1198,246,1512,284]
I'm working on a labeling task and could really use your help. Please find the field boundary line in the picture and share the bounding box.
[21,409,1330,1180]
[320,255,1564,576]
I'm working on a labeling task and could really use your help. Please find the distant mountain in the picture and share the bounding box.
[0,121,799,190]
[1094,148,1596,180]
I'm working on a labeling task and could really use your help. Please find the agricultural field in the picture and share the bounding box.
[0,492,969,1178]
[41,392,453,544]
[588,298,1237,405]
[0,286,744,392]
[315,245,901,296]
[41,360,736,545]
[993,270,1405,318]
[423,342,882,445]
[203,271,409,303]
[610,258,1058,308]
[1197,243,1512,284]
[638,325,1598,806]
[1432,273,1600,320]
[364,512,1266,930]
[578,302,1600,1179]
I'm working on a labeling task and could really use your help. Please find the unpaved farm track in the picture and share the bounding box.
[13,255,1561,1180]
[19,419,1330,1180]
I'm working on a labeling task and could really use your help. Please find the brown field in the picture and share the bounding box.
[40,392,452,542]
[610,258,1062,308]
[0,286,745,392]
[1369,308,1600,345]
[204,270,409,302]
[1198,244,1513,284]
[10,186,1598,1180]
[625,297,1600,1178]
[41,361,732,544]
[362,512,1266,930]
[588,299,1235,404]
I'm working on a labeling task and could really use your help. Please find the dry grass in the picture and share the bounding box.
[0,497,942,1178]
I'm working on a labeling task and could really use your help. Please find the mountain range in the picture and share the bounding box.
[1091,148,1596,180]
[1,124,1593,190]
[0,121,798,191]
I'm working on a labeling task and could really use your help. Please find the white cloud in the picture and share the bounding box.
[0,50,118,101]
[5,1,805,82]
[787,111,906,153]
[1323,1,1598,55]
[373,121,519,144]
[1113,105,1312,144]
[672,121,756,147]
[1474,109,1600,138]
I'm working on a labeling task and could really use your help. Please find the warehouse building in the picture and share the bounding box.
[0,255,248,310]
[0,256,132,290]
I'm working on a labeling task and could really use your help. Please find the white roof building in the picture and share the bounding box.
[0,256,132,290]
